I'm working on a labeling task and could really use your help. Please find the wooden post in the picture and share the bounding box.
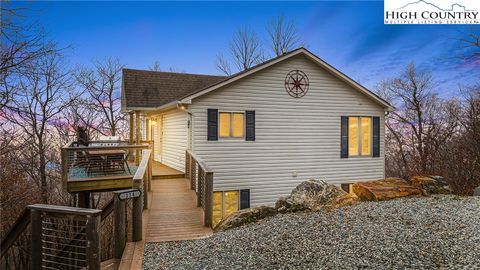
[78,192,90,208]
[197,168,203,207]
[204,172,213,228]
[85,214,101,270]
[61,148,68,191]
[132,190,143,242]
[113,193,126,259]
[146,118,151,141]
[30,209,42,270]
[135,112,141,166]
[185,151,190,180]
[190,155,195,191]
[148,142,153,192]
[143,174,148,210]
[129,112,135,162]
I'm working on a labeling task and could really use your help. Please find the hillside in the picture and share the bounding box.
[143,195,480,269]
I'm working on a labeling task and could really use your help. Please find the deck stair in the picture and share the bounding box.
[145,177,212,242]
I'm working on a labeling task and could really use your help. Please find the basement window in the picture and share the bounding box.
[212,190,239,226]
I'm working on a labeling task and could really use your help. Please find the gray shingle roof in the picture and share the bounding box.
[122,69,226,109]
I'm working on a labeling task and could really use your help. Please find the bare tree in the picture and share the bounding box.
[0,6,55,109]
[2,50,76,203]
[76,58,126,136]
[230,27,265,71]
[440,86,480,195]
[378,63,459,178]
[266,15,301,56]
[215,53,232,76]
[458,26,480,61]
[149,60,162,71]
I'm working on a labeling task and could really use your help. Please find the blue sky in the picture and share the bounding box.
[10,1,480,97]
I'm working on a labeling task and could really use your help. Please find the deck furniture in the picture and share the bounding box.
[86,149,130,175]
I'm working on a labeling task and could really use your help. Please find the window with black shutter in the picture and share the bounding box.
[207,109,218,141]
[245,111,255,141]
[341,116,380,158]
[240,189,250,209]
[372,117,380,157]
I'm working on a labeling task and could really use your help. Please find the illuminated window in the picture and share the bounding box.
[212,190,239,227]
[348,116,372,157]
[348,117,359,156]
[361,117,371,156]
[219,112,244,138]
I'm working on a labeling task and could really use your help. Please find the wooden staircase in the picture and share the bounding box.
[145,177,212,242]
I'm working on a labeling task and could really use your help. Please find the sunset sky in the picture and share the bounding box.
[11,1,480,97]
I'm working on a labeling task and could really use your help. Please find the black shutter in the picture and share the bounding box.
[372,116,380,157]
[341,116,349,158]
[240,189,250,209]
[207,109,218,141]
[245,111,255,141]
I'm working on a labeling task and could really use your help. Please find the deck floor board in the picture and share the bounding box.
[145,177,212,243]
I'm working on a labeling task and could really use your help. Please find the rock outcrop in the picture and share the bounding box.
[410,176,451,195]
[275,179,347,212]
[352,178,423,201]
[214,206,277,232]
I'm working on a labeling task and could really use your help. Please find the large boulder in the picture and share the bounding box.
[352,178,423,201]
[275,179,347,212]
[410,175,451,195]
[214,206,277,232]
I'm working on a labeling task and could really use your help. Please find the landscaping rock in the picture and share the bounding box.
[274,197,306,213]
[214,206,276,232]
[411,175,451,195]
[330,193,359,207]
[282,179,347,211]
[474,186,480,196]
[352,178,423,201]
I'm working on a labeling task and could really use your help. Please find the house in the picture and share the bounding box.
[122,48,394,225]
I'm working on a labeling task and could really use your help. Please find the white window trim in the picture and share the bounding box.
[218,111,245,140]
[348,116,373,158]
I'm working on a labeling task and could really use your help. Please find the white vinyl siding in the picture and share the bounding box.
[158,109,188,172]
[189,54,385,207]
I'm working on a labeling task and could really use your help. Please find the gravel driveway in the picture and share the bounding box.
[143,195,480,270]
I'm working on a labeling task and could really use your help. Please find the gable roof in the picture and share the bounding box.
[122,48,393,112]
[121,69,226,111]
[179,48,393,110]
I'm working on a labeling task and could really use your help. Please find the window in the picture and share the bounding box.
[212,190,239,226]
[348,116,372,156]
[219,112,244,138]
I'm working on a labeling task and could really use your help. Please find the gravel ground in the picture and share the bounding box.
[143,195,480,270]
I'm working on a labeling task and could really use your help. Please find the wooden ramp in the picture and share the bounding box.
[145,177,212,242]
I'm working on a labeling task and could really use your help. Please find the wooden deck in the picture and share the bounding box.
[118,163,211,269]
[145,177,212,242]
[152,161,185,179]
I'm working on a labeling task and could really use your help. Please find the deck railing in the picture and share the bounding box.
[185,150,213,228]
[1,149,152,269]
[61,141,152,193]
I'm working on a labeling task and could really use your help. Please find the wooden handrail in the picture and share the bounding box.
[0,208,31,258]
[62,144,149,151]
[186,149,213,173]
[185,150,214,227]
[133,149,151,181]
[28,204,102,216]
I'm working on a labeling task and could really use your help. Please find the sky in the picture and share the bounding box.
[8,1,480,97]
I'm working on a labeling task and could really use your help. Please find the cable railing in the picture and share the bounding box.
[61,140,151,193]
[1,149,152,269]
[185,150,213,228]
